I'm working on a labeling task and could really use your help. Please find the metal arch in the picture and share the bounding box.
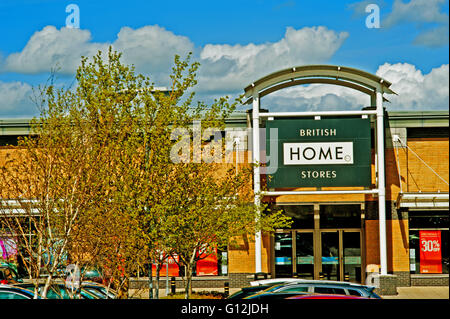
[244,65,396,99]
[243,78,391,105]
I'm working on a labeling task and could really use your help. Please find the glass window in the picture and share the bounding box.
[274,233,293,277]
[314,287,346,295]
[320,205,361,228]
[409,208,448,276]
[347,289,363,296]
[279,286,309,293]
[409,212,449,229]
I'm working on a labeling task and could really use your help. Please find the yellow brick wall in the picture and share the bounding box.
[365,219,410,272]
[228,233,271,273]
[385,137,449,201]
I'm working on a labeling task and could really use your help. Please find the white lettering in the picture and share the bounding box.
[300,170,337,179]
[284,142,353,165]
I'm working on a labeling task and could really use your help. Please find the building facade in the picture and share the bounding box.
[1,109,448,294]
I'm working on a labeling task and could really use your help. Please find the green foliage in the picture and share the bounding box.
[1,47,291,299]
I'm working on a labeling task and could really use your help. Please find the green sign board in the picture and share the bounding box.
[266,118,371,188]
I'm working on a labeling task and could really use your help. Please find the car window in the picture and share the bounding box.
[347,289,363,296]
[0,291,29,299]
[84,287,106,298]
[278,286,309,293]
[314,287,346,295]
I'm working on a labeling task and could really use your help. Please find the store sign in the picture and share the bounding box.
[419,230,442,274]
[266,118,371,188]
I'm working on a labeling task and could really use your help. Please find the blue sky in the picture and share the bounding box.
[0,0,448,117]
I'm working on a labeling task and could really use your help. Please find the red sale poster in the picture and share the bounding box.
[196,248,218,276]
[419,230,442,274]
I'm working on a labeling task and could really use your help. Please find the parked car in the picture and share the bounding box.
[12,282,100,299]
[0,285,37,299]
[250,278,304,286]
[0,264,23,284]
[227,284,279,299]
[81,281,116,299]
[248,279,381,299]
[287,294,369,299]
[80,267,104,283]
[244,292,311,300]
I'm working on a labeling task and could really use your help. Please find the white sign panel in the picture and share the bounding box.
[283,142,354,165]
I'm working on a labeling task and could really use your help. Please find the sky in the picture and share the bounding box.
[0,0,448,117]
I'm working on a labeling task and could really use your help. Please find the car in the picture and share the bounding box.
[81,281,116,299]
[227,284,280,299]
[0,285,37,299]
[248,279,381,299]
[250,278,304,286]
[0,263,23,285]
[12,282,100,299]
[243,292,312,300]
[80,267,104,283]
[287,294,369,299]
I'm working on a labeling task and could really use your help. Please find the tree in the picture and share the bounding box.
[0,82,108,297]
[0,47,291,300]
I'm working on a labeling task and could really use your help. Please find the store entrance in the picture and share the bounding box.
[274,229,363,283]
[320,230,362,282]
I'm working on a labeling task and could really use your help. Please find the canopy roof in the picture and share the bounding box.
[244,64,396,104]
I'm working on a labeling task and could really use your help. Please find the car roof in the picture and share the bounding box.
[251,278,375,290]
[287,294,369,299]
[0,285,36,296]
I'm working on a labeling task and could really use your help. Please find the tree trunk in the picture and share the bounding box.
[155,263,161,299]
[184,263,192,299]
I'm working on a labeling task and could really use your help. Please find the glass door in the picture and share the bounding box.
[295,232,314,279]
[274,232,292,277]
[320,230,362,282]
[343,231,362,283]
[321,231,340,281]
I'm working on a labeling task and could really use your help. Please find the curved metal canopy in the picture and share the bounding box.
[243,64,396,104]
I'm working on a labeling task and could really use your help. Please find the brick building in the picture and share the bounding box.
[1,109,448,295]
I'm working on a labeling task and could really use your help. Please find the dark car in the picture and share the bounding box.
[249,280,381,299]
[287,294,369,299]
[12,282,100,299]
[227,284,277,299]
[244,292,311,300]
[0,264,23,285]
[0,285,37,299]
[81,281,116,299]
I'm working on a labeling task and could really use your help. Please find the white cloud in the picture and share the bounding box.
[1,25,349,94]
[3,26,108,74]
[197,26,349,92]
[1,24,447,114]
[2,25,193,80]
[413,25,449,47]
[256,62,449,112]
[0,81,37,117]
[113,25,194,83]
[383,0,448,27]
[260,83,369,112]
[376,62,449,110]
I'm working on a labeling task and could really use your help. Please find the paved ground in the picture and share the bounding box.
[381,286,449,299]
[131,286,449,299]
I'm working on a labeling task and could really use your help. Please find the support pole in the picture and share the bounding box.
[252,91,262,274]
[376,90,387,275]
